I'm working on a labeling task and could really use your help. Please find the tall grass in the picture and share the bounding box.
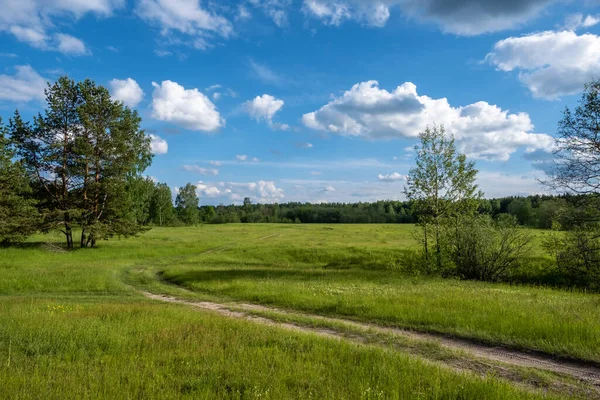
[0,224,594,398]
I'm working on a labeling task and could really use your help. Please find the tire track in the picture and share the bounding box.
[143,291,600,389]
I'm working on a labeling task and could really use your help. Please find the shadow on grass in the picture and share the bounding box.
[161,267,395,287]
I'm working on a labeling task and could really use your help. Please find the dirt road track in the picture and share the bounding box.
[143,291,600,390]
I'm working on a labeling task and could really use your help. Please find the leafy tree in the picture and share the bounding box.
[149,183,175,226]
[176,183,199,225]
[404,125,481,270]
[125,176,156,225]
[547,79,600,195]
[507,198,535,226]
[0,118,39,244]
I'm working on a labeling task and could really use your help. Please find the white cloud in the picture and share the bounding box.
[244,94,284,125]
[183,165,219,175]
[212,92,221,100]
[252,157,260,162]
[55,33,88,56]
[378,172,405,182]
[196,180,284,203]
[563,13,600,31]
[249,60,284,86]
[310,171,322,176]
[237,5,252,21]
[154,49,172,57]
[248,0,291,27]
[236,155,248,161]
[303,80,554,161]
[0,0,121,52]
[209,160,223,166]
[296,142,314,149]
[0,65,47,102]
[486,30,600,100]
[151,80,225,132]
[135,0,232,49]
[324,185,336,192]
[303,0,556,35]
[206,84,221,91]
[109,78,144,107]
[149,134,168,155]
[9,26,47,48]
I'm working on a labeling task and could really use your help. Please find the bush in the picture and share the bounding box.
[544,223,600,290]
[445,214,531,282]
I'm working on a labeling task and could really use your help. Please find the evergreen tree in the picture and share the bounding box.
[0,118,39,244]
[10,78,81,248]
[10,76,152,248]
[76,79,153,247]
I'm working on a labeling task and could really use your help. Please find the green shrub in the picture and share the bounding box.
[447,214,531,282]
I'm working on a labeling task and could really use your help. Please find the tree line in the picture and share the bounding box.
[3,76,600,291]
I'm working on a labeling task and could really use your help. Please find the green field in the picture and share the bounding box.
[1,224,599,399]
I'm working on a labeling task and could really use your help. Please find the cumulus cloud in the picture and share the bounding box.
[151,80,225,132]
[209,160,223,166]
[303,0,556,35]
[135,0,232,49]
[303,80,553,161]
[196,180,284,203]
[109,78,144,107]
[486,30,600,100]
[236,155,248,161]
[0,1,120,52]
[0,65,47,102]
[183,165,219,175]
[324,185,336,192]
[378,172,405,182]
[243,94,286,128]
[149,134,168,155]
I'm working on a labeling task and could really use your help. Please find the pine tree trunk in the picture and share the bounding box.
[65,212,73,249]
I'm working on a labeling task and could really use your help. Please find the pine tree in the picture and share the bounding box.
[10,76,153,248]
[0,118,39,244]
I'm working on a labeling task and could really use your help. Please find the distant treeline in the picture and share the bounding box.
[196,194,584,227]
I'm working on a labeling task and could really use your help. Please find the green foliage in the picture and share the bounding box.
[149,183,175,226]
[547,79,600,194]
[446,214,532,282]
[0,118,39,244]
[9,76,153,248]
[507,198,535,226]
[544,222,600,290]
[404,124,482,271]
[125,176,156,225]
[176,183,199,225]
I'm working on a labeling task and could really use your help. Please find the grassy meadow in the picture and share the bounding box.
[1,224,599,398]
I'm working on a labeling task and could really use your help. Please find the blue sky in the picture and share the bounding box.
[1,0,599,205]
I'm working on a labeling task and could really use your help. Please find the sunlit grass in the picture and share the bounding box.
[0,224,594,398]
